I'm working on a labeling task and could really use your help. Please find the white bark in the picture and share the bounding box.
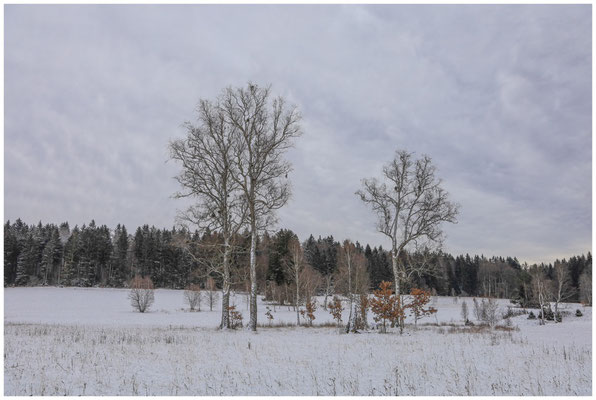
[357,150,458,334]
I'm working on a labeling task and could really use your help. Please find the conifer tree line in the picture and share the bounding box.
[4,218,591,305]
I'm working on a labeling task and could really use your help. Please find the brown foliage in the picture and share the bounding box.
[300,300,317,326]
[370,281,400,333]
[408,288,437,325]
[228,305,243,329]
[328,296,344,325]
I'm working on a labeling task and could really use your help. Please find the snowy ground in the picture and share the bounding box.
[4,287,592,395]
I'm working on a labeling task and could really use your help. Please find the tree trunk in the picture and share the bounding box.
[296,273,300,326]
[220,238,230,329]
[346,254,355,333]
[249,219,258,332]
[324,275,332,310]
[391,250,404,334]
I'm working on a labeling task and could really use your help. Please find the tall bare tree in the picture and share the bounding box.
[553,261,573,322]
[356,150,458,333]
[337,240,367,333]
[170,98,248,329]
[531,268,551,326]
[286,236,306,325]
[579,272,592,306]
[221,84,302,331]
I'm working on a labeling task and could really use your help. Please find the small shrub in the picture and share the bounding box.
[228,305,243,329]
[473,298,481,321]
[128,275,155,313]
[370,281,400,333]
[265,307,274,326]
[538,306,554,321]
[576,309,583,317]
[328,296,344,325]
[502,306,527,319]
[184,284,202,311]
[527,311,536,320]
[300,300,317,326]
[409,288,437,325]
[461,301,469,322]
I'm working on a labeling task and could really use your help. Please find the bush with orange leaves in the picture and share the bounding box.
[300,300,317,326]
[408,288,437,325]
[328,296,344,328]
[370,281,401,333]
[128,275,155,313]
[227,305,243,329]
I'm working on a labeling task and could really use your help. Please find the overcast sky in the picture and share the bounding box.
[4,5,592,264]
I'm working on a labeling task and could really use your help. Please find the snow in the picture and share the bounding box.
[4,287,592,395]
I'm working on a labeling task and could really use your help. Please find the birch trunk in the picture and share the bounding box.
[220,237,230,329]
[249,219,258,331]
[296,270,300,326]
[391,251,405,334]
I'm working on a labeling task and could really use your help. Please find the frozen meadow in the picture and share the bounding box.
[4,287,592,395]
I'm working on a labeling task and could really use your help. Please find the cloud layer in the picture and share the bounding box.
[5,5,591,264]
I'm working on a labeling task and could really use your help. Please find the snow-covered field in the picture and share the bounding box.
[4,287,592,395]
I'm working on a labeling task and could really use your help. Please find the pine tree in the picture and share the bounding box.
[4,221,19,285]
[62,226,82,286]
[110,224,129,287]
[15,234,35,286]
[40,227,62,285]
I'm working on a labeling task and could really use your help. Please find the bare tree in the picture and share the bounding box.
[206,276,219,312]
[553,261,574,322]
[129,275,155,313]
[356,150,458,333]
[337,240,368,333]
[461,301,469,323]
[531,269,551,326]
[184,283,202,311]
[170,95,248,329]
[322,273,334,311]
[223,84,302,331]
[286,236,306,325]
[579,272,592,305]
[482,298,499,327]
[300,264,323,304]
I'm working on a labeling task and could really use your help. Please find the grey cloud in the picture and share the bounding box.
[4,4,591,264]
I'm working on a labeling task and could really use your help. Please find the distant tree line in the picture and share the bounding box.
[4,219,591,306]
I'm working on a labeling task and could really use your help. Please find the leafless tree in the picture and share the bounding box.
[184,283,202,311]
[552,261,574,322]
[206,276,218,312]
[579,272,592,306]
[356,150,458,333]
[222,84,302,331]
[286,237,306,325]
[129,275,155,313]
[531,269,551,326]
[461,301,469,322]
[337,240,368,333]
[300,264,323,304]
[169,95,248,329]
[482,298,499,327]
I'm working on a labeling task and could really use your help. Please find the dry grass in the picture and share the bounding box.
[5,322,591,396]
